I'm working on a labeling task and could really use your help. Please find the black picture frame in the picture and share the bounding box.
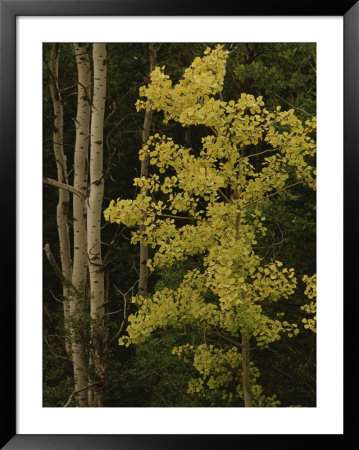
[1,0,355,448]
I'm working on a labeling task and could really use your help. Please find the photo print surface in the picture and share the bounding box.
[43,42,316,408]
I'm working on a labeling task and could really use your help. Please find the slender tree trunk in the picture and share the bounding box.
[49,43,72,358]
[241,333,253,407]
[138,43,156,296]
[88,43,108,407]
[70,43,92,406]
[234,203,253,407]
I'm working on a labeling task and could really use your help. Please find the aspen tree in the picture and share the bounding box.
[70,43,92,406]
[88,43,107,407]
[48,43,72,358]
[46,43,110,407]
[105,45,316,407]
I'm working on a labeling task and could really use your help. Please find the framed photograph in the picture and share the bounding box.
[1,0,354,448]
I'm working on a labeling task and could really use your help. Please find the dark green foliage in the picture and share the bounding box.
[106,333,200,407]
[225,43,316,116]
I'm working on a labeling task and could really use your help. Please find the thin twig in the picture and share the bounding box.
[44,335,83,368]
[49,289,65,304]
[43,243,77,293]
[240,146,280,161]
[274,93,311,117]
[110,280,138,343]
[157,213,200,221]
[63,383,101,408]
[242,181,304,210]
[218,188,231,203]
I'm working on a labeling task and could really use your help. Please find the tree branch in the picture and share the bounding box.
[110,280,138,343]
[63,383,101,407]
[274,93,311,117]
[43,243,67,283]
[43,177,86,200]
[157,213,200,221]
[241,146,280,161]
[43,334,84,370]
[242,181,305,210]
[43,243,77,293]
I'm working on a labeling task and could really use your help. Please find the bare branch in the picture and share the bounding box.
[110,280,138,343]
[43,243,67,284]
[157,213,200,221]
[274,93,311,117]
[241,181,305,210]
[63,383,101,408]
[43,177,86,200]
[43,335,85,370]
[43,243,77,293]
[218,188,231,203]
[241,146,280,161]
[49,289,65,304]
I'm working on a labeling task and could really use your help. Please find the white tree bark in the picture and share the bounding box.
[49,43,72,358]
[88,43,108,407]
[70,43,92,406]
[73,43,91,291]
[139,43,156,296]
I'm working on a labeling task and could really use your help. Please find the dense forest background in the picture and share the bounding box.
[43,42,316,407]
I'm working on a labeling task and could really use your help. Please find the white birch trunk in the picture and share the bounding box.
[139,43,156,296]
[88,43,107,407]
[49,44,72,358]
[69,43,92,406]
